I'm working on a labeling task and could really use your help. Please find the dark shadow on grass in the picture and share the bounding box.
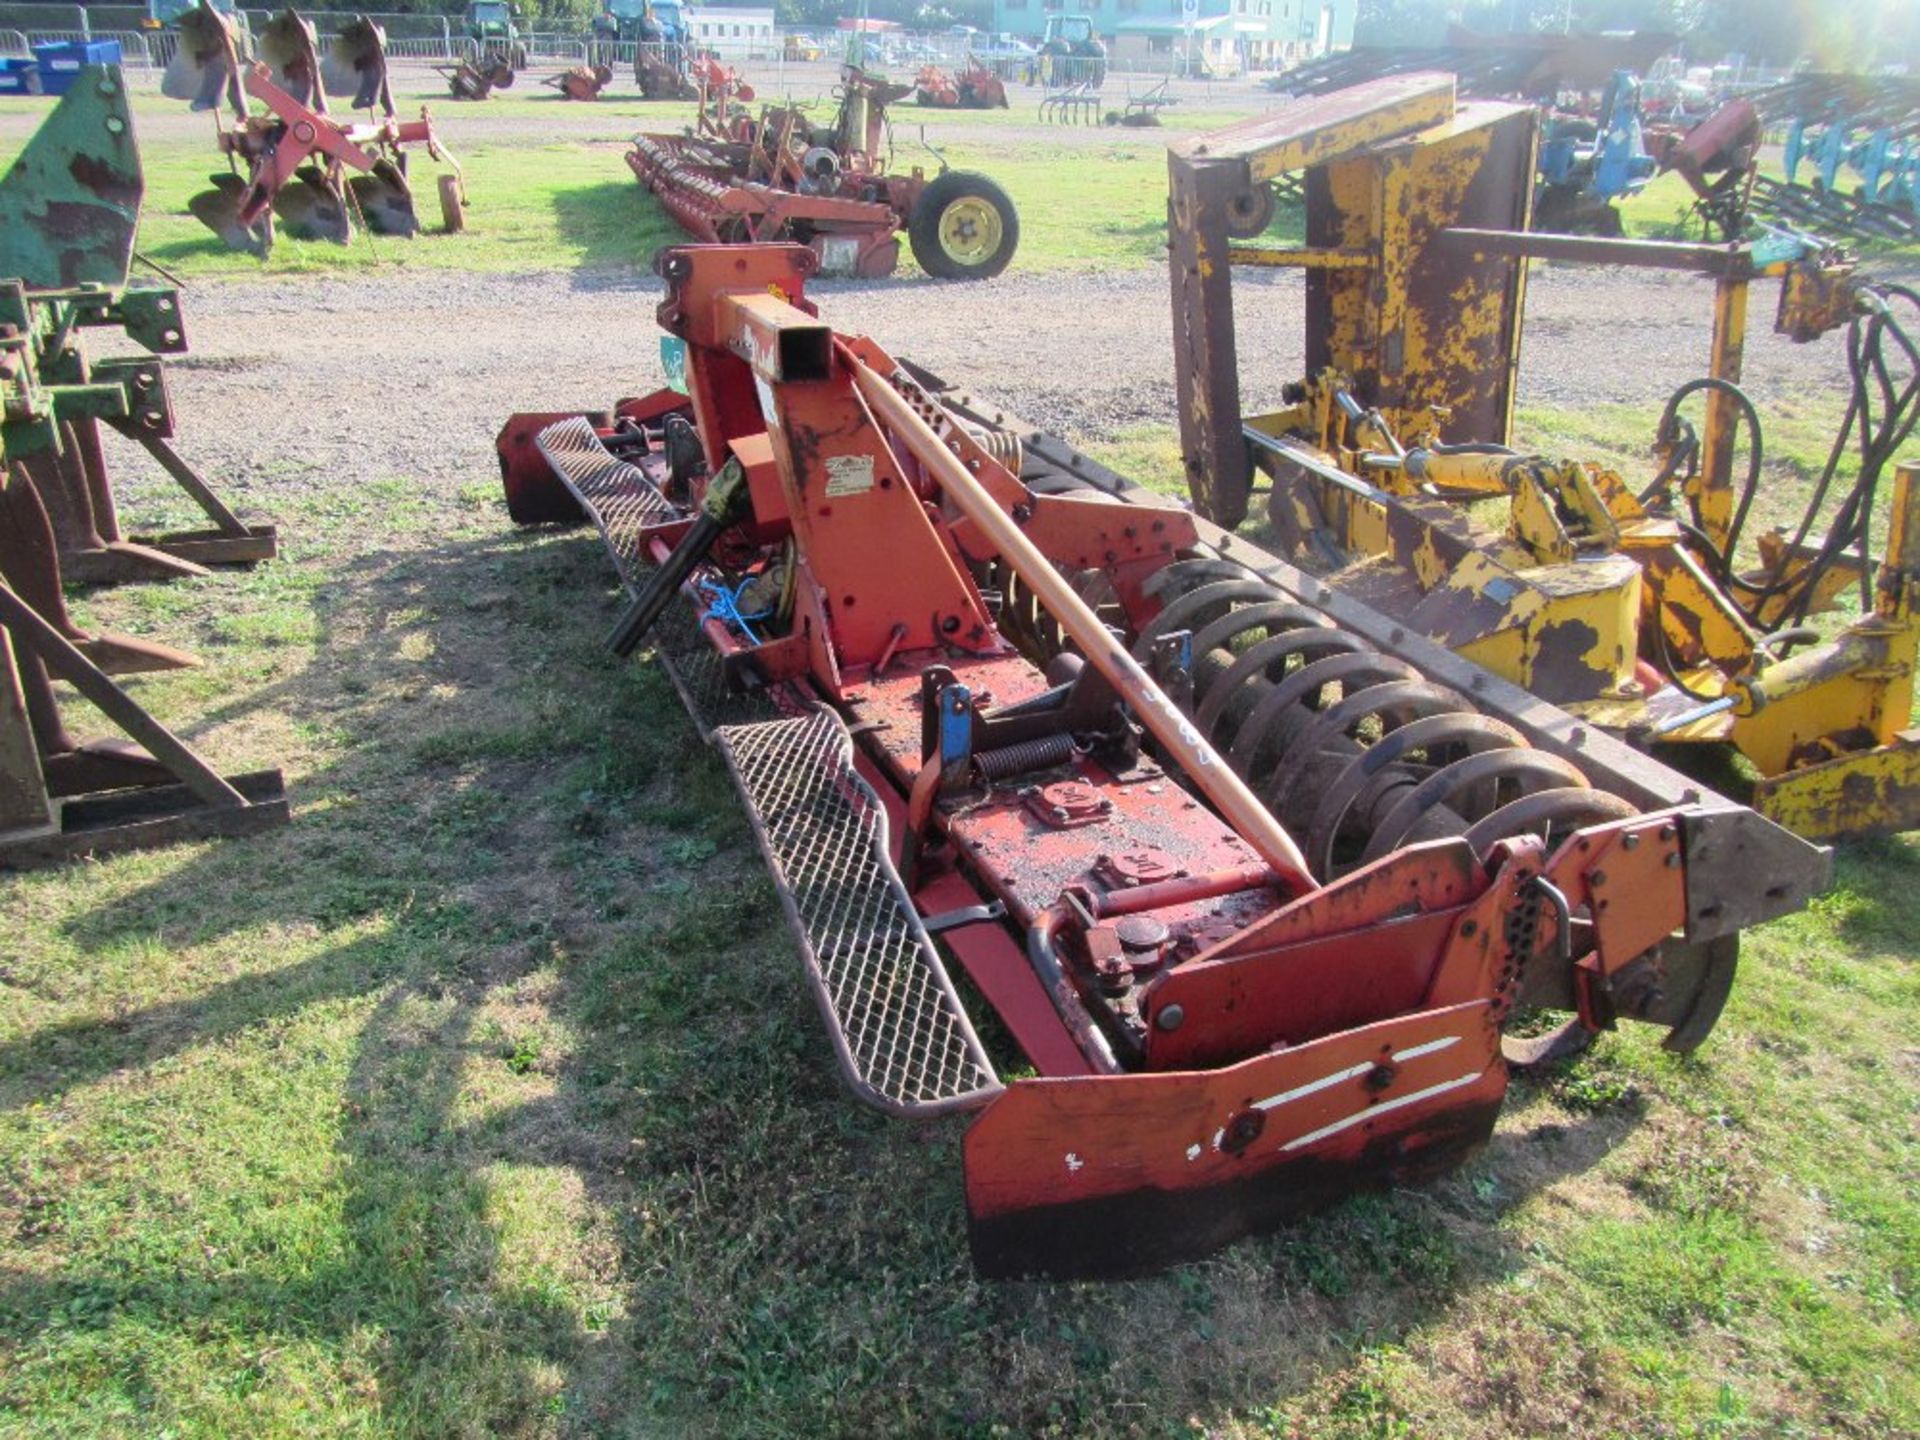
[5,535,568,1111]
[0,956,587,1433]
[7,506,1660,1436]
[1,522,642,1426]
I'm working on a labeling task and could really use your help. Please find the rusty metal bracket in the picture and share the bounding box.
[0,575,288,869]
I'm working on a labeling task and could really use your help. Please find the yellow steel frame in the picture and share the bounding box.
[1169,84,1920,840]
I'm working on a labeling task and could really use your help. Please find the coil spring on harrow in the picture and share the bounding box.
[944,407,1637,877]
[987,545,1637,881]
[959,437,1734,1062]
[1134,560,1636,880]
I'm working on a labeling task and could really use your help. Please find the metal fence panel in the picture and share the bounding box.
[85,6,149,32]
[523,31,586,64]
[234,9,451,43]
[16,28,164,68]
[383,35,468,63]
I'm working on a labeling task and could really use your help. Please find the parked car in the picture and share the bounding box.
[975,32,1037,60]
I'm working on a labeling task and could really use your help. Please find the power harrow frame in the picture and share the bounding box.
[496,242,1825,1277]
[544,64,615,101]
[436,56,516,101]
[1169,73,1920,842]
[626,64,1019,281]
[634,39,701,101]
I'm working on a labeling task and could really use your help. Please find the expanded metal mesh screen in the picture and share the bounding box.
[715,710,1000,1113]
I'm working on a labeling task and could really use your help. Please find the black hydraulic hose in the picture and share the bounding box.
[605,509,727,658]
[1768,285,1920,627]
[1651,283,1920,634]
[606,456,754,657]
[1650,377,1765,567]
[1649,611,1724,705]
[1639,414,1698,509]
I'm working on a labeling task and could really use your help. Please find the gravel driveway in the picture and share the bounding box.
[153,257,1901,511]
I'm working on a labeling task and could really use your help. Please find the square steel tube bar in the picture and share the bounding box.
[715,290,834,384]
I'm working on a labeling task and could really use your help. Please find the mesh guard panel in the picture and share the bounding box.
[534,415,676,589]
[532,418,999,1114]
[533,415,776,728]
[714,708,1002,1116]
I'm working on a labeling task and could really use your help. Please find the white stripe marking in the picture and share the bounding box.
[1390,1035,1461,1063]
[1280,1071,1483,1152]
[1253,1061,1375,1112]
[1250,1035,1463,1113]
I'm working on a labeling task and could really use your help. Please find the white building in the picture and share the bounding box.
[689,5,776,54]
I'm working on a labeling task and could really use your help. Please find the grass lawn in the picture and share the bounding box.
[0,75,1917,1440]
[0,394,1914,1440]
[0,84,1265,281]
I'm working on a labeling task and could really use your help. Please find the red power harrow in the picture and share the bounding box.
[496,244,1827,1278]
[544,64,615,101]
[626,64,1019,280]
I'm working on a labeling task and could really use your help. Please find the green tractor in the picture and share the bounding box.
[1038,14,1105,88]
[144,0,236,27]
[464,0,527,70]
[144,0,249,53]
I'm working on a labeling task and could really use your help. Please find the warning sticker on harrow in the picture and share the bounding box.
[825,455,876,497]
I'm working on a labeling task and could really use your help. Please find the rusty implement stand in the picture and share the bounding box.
[0,568,287,869]
[495,243,1826,1277]
[6,291,281,586]
[0,451,287,867]
[544,64,614,101]
[0,70,288,867]
[0,68,279,585]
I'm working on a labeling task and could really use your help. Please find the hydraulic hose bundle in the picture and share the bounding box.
[1652,282,1920,633]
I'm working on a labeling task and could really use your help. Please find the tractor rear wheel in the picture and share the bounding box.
[909,171,1019,281]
